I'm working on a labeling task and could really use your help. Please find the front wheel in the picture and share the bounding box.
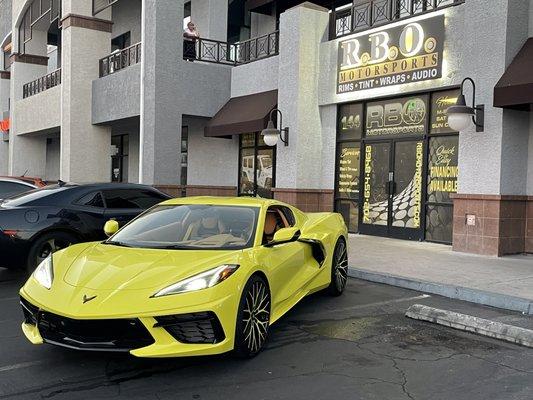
[328,238,348,296]
[234,275,271,358]
[25,232,77,274]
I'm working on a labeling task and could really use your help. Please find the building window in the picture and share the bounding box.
[111,32,131,51]
[111,134,129,182]
[239,133,275,198]
[181,126,188,197]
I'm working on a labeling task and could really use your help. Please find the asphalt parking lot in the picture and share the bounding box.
[1,268,532,400]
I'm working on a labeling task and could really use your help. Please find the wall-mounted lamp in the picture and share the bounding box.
[447,77,485,132]
[261,109,289,147]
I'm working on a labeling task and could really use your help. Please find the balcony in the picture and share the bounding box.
[185,31,279,66]
[22,69,61,99]
[330,0,465,39]
[99,43,142,78]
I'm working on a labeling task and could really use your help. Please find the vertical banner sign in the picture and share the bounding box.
[337,14,445,93]
[363,145,372,224]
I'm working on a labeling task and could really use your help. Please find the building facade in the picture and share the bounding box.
[0,0,532,256]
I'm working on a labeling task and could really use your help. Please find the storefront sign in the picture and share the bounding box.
[337,14,445,93]
[366,95,429,136]
[337,144,360,199]
[430,89,460,134]
[362,145,372,224]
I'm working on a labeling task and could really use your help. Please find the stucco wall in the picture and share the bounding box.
[13,84,61,134]
[92,64,141,124]
[184,116,238,187]
[112,0,142,44]
[230,55,278,98]
[0,0,12,46]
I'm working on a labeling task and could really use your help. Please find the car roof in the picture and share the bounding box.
[161,196,281,208]
[49,182,166,190]
[0,177,38,187]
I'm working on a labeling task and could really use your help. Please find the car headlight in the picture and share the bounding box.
[33,255,54,290]
[152,264,239,297]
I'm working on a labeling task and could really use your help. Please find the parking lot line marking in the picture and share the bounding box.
[0,361,44,373]
[0,297,18,302]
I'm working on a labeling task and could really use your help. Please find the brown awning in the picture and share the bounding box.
[204,90,278,137]
[494,38,533,111]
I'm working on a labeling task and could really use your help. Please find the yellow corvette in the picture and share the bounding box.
[20,197,348,358]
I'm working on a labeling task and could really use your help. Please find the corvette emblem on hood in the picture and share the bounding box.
[82,294,97,304]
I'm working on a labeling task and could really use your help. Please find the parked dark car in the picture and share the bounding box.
[0,177,45,200]
[0,182,171,272]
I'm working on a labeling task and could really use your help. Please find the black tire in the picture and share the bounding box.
[25,231,78,274]
[327,238,348,296]
[234,275,271,358]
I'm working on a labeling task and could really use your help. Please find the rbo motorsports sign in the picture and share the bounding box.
[337,14,445,94]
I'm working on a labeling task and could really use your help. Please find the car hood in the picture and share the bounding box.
[62,242,242,291]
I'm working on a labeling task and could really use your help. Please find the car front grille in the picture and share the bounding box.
[20,297,155,352]
[154,312,225,344]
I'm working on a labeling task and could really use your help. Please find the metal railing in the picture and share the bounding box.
[330,0,465,39]
[185,31,279,66]
[23,68,61,99]
[99,42,142,77]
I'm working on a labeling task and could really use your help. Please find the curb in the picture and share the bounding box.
[406,304,533,348]
[348,267,533,315]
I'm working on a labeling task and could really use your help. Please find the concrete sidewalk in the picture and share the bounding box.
[347,234,533,314]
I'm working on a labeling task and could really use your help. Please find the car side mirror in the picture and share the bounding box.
[104,220,119,237]
[265,227,301,247]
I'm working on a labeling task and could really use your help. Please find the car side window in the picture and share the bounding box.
[76,191,105,208]
[278,206,296,227]
[103,189,167,209]
[0,182,32,198]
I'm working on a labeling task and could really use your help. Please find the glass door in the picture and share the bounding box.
[360,139,425,240]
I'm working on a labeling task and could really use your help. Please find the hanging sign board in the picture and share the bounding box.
[337,14,445,93]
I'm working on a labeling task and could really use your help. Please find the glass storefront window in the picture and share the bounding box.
[430,89,460,135]
[338,103,363,140]
[239,133,275,198]
[336,200,359,233]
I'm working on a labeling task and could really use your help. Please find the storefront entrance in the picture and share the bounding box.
[335,89,460,244]
[360,139,424,241]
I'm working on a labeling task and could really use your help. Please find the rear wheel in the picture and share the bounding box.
[25,232,77,274]
[234,275,271,358]
[328,238,348,296]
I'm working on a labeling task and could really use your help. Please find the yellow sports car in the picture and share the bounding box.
[20,197,348,358]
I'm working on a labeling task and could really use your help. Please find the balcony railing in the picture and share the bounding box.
[99,42,142,78]
[330,0,465,39]
[23,68,61,99]
[185,31,279,66]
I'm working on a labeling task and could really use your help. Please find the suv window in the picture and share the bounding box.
[103,189,167,209]
[76,191,104,208]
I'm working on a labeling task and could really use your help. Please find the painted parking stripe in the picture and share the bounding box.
[0,361,44,373]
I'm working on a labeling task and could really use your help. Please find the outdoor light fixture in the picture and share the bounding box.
[447,77,485,132]
[261,109,289,147]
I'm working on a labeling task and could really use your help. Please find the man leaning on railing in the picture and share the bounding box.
[183,21,199,61]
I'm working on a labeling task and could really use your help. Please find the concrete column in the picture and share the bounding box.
[60,4,112,182]
[8,5,49,177]
[273,3,332,211]
[0,75,9,175]
[191,0,228,41]
[139,0,182,185]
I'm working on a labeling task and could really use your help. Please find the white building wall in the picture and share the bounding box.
[45,137,60,181]
[184,116,238,187]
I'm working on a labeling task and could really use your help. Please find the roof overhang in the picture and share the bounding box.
[494,38,533,111]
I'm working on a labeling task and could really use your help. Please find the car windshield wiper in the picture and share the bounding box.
[104,240,133,248]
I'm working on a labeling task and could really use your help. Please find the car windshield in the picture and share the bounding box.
[106,204,259,250]
[1,184,69,206]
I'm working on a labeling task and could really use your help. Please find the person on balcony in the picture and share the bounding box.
[183,21,199,61]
